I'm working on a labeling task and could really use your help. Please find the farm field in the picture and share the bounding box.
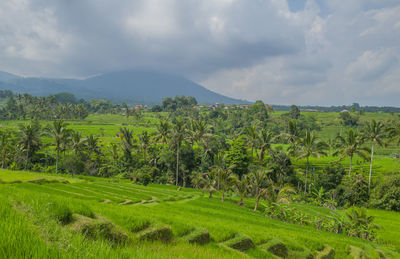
[1,169,400,258]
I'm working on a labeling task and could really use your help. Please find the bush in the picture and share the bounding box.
[60,155,85,176]
[47,201,73,224]
[315,165,346,192]
[335,175,369,207]
[370,175,400,211]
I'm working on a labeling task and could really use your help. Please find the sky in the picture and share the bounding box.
[0,0,399,106]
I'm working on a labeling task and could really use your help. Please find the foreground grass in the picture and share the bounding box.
[1,169,399,258]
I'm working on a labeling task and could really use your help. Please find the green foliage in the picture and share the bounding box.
[370,174,400,211]
[225,136,250,179]
[336,175,369,207]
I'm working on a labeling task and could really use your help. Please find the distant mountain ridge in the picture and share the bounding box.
[0,70,248,105]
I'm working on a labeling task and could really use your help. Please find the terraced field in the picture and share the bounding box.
[1,170,400,258]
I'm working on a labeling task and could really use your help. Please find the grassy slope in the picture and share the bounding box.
[1,169,399,258]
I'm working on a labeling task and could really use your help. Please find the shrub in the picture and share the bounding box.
[370,175,400,211]
[335,175,369,207]
[47,201,73,224]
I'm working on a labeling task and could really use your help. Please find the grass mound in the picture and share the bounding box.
[316,245,335,259]
[223,233,255,251]
[47,201,73,224]
[348,245,368,259]
[127,218,151,233]
[28,178,60,184]
[70,214,128,245]
[137,224,173,243]
[182,228,210,245]
[261,239,288,258]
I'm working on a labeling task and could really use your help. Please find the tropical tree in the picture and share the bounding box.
[70,131,87,155]
[334,129,369,176]
[154,120,170,145]
[18,120,42,168]
[119,127,136,162]
[45,120,70,173]
[202,171,217,198]
[245,126,258,160]
[232,175,249,206]
[250,169,271,211]
[170,117,186,186]
[363,120,385,195]
[215,168,235,202]
[297,131,328,193]
[280,120,302,155]
[266,184,296,206]
[138,131,151,163]
[257,129,273,164]
[0,130,12,168]
[86,134,101,157]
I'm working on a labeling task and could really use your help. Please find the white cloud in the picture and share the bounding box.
[0,0,399,105]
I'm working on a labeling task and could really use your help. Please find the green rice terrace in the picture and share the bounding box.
[1,95,400,258]
[1,169,400,258]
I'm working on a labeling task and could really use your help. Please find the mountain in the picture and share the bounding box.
[0,70,248,105]
[0,71,20,82]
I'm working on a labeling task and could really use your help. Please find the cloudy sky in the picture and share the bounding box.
[0,0,399,106]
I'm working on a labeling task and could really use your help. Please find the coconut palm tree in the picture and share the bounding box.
[154,120,170,145]
[18,120,42,169]
[297,131,328,193]
[250,169,271,211]
[245,126,258,161]
[119,127,137,162]
[334,129,369,176]
[232,175,249,206]
[170,117,186,186]
[280,120,302,155]
[257,129,273,164]
[45,120,70,173]
[202,171,217,198]
[138,130,151,163]
[215,168,235,202]
[86,134,101,157]
[0,130,12,168]
[70,131,87,155]
[363,120,385,195]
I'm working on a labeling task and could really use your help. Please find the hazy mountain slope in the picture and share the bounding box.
[0,70,247,105]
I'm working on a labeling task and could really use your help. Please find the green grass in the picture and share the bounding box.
[1,169,400,258]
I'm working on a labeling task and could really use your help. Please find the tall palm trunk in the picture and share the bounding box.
[175,145,179,186]
[305,156,309,194]
[349,154,353,176]
[368,143,374,195]
[25,143,30,169]
[56,144,60,174]
[254,195,260,211]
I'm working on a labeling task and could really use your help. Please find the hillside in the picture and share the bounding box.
[0,70,247,105]
[1,169,399,258]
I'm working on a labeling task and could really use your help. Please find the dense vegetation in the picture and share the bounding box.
[1,92,400,258]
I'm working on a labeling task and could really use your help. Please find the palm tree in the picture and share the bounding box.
[154,120,170,145]
[250,169,271,211]
[202,171,217,198]
[245,126,258,161]
[18,120,42,169]
[297,131,328,193]
[257,129,273,164]
[86,134,101,157]
[70,131,87,155]
[387,120,400,145]
[266,184,296,206]
[170,117,186,186]
[233,175,249,206]
[215,168,234,202]
[45,120,69,173]
[334,129,369,176]
[138,131,151,163]
[363,120,385,195]
[119,127,137,162]
[0,130,12,168]
[280,120,302,155]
